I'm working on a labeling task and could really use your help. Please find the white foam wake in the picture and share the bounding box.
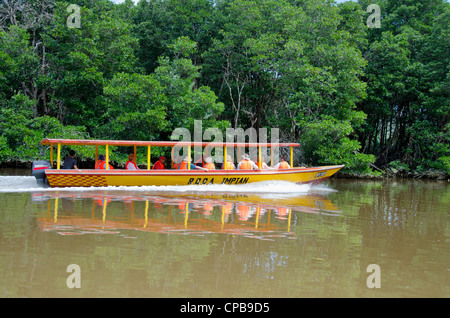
[0,176,335,195]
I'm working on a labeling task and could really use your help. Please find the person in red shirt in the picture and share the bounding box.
[152,156,166,170]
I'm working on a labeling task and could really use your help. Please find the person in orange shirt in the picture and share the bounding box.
[203,157,215,170]
[172,155,181,169]
[94,155,101,169]
[178,157,208,171]
[96,155,114,170]
[274,156,290,169]
[237,154,259,170]
[125,154,138,170]
[152,156,166,170]
[221,155,235,170]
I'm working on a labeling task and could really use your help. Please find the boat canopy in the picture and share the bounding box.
[40,138,299,148]
[40,138,300,170]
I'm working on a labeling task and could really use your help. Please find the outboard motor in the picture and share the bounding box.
[32,160,52,186]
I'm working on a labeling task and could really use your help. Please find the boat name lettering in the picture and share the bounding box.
[187,178,215,185]
[220,177,249,185]
[186,177,249,185]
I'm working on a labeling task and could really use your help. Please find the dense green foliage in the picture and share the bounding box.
[0,0,448,176]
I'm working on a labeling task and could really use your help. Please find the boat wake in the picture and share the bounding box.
[0,175,336,195]
[0,176,44,192]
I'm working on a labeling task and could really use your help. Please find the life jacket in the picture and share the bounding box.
[222,161,234,170]
[152,160,164,170]
[96,160,105,169]
[279,161,290,169]
[97,160,114,170]
[204,162,215,170]
[126,160,138,170]
[239,160,252,170]
[173,163,180,169]
[178,161,189,170]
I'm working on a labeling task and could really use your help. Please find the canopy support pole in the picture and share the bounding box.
[187,145,191,170]
[147,146,151,170]
[223,145,227,170]
[50,145,53,168]
[290,146,293,168]
[258,146,262,169]
[57,143,61,169]
[270,147,273,167]
[105,145,109,170]
[95,145,98,168]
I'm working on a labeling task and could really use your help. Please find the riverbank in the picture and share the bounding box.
[335,169,449,180]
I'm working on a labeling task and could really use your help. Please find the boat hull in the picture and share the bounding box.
[43,165,344,188]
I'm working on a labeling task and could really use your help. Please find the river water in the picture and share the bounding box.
[0,169,448,298]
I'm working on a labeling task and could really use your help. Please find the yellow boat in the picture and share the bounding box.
[32,138,344,188]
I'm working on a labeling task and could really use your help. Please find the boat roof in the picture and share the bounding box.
[40,138,300,147]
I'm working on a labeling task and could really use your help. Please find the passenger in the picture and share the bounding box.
[274,156,290,169]
[126,154,139,170]
[195,156,205,167]
[152,156,166,170]
[237,154,259,170]
[94,155,101,169]
[203,157,215,170]
[96,155,114,170]
[63,150,78,169]
[252,156,274,170]
[221,155,236,170]
[172,155,181,169]
[178,157,208,171]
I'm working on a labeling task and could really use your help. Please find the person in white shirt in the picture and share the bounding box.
[126,154,138,170]
[252,156,274,170]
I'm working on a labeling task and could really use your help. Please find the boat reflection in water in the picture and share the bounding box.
[32,189,341,240]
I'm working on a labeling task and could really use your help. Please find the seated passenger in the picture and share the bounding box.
[126,154,139,170]
[203,157,215,170]
[172,155,181,169]
[237,154,259,170]
[96,155,114,170]
[252,156,273,170]
[152,156,166,170]
[63,150,78,169]
[195,156,205,167]
[95,155,101,169]
[274,156,290,169]
[221,155,236,170]
[178,157,208,171]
